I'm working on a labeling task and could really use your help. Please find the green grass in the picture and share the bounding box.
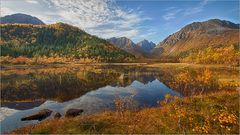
[11,90,239,134]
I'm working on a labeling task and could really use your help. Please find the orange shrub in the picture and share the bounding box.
[11,56,32,64]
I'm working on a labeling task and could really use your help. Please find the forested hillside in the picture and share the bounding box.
[0,23,134,63]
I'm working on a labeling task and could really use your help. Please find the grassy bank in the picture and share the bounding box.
[11,90,239,134]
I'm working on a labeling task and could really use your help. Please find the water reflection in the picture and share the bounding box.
[0,78,178,133]
[1,101,45,110]
[63,79,180,114]
[0,65,239,133]
[1,65,238,104]
[1,66,121,102]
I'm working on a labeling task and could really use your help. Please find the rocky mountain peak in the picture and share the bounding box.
[182,19,239,32]
[136,39,156,52]
[157,19,239,48]
[152,19,239,58]
[107,37,136,49]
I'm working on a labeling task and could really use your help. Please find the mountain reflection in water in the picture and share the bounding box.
[1,65,239,133]
[0,79,178,133]
[1,65,238,110]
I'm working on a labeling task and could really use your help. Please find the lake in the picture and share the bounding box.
[0,64,239,133]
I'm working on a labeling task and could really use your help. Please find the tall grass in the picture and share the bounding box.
[10,90,239,134]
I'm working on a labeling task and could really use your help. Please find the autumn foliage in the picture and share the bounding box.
[180,44,239,65]
[0,23,134,62]
[11,91,239,134]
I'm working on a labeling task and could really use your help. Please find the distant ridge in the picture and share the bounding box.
[1,13,45,25]
[136,39,156,53]
[107,37,143,57]
[107,37,156,57]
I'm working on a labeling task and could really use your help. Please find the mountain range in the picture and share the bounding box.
[0,13,239,62]
[0,13,45,25]
[107,37,156,57]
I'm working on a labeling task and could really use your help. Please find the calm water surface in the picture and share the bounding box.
[0,64,238,133]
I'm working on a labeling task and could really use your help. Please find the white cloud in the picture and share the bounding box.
[184,0,209,16]
[163,0,209,20]
[164,7,176,11]
[25,0,38,4]
[1,0,153,41]
[162,9,182,21]
[1,7,15,16]
[41,0,150,39]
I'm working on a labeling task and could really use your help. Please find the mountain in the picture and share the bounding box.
[0,13,45,25]
[107,37,156,57]
[107,37,144,57]
[152,19,239,58]
[0,23,134,62]
[107,37,136,51]
[136,39,156,53]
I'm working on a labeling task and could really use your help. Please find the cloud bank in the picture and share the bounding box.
[42,0,151,39]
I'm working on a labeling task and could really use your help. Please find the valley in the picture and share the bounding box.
[0,3,239,133]
[1,17,239,65]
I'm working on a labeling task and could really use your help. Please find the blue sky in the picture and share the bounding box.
[1,0,239,44]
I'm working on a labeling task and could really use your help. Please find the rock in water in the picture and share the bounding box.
[65,109,83,117]
[54,112,62,119]
[21,109,52,121]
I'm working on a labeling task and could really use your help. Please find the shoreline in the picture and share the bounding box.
[9,90,239,134]
[1,62,237,70]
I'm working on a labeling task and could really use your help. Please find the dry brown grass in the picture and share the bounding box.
[10,90,239,134]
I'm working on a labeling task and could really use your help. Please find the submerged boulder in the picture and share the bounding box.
[65,108,83,117]
[21,109,52,121]
[54,112,62,119]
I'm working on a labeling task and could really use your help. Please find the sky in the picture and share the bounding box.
[1,0,239,44]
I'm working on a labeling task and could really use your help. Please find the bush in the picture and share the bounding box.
[180,44,239,65]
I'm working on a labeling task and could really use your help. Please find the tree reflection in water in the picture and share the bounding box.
[1,65,238,102]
